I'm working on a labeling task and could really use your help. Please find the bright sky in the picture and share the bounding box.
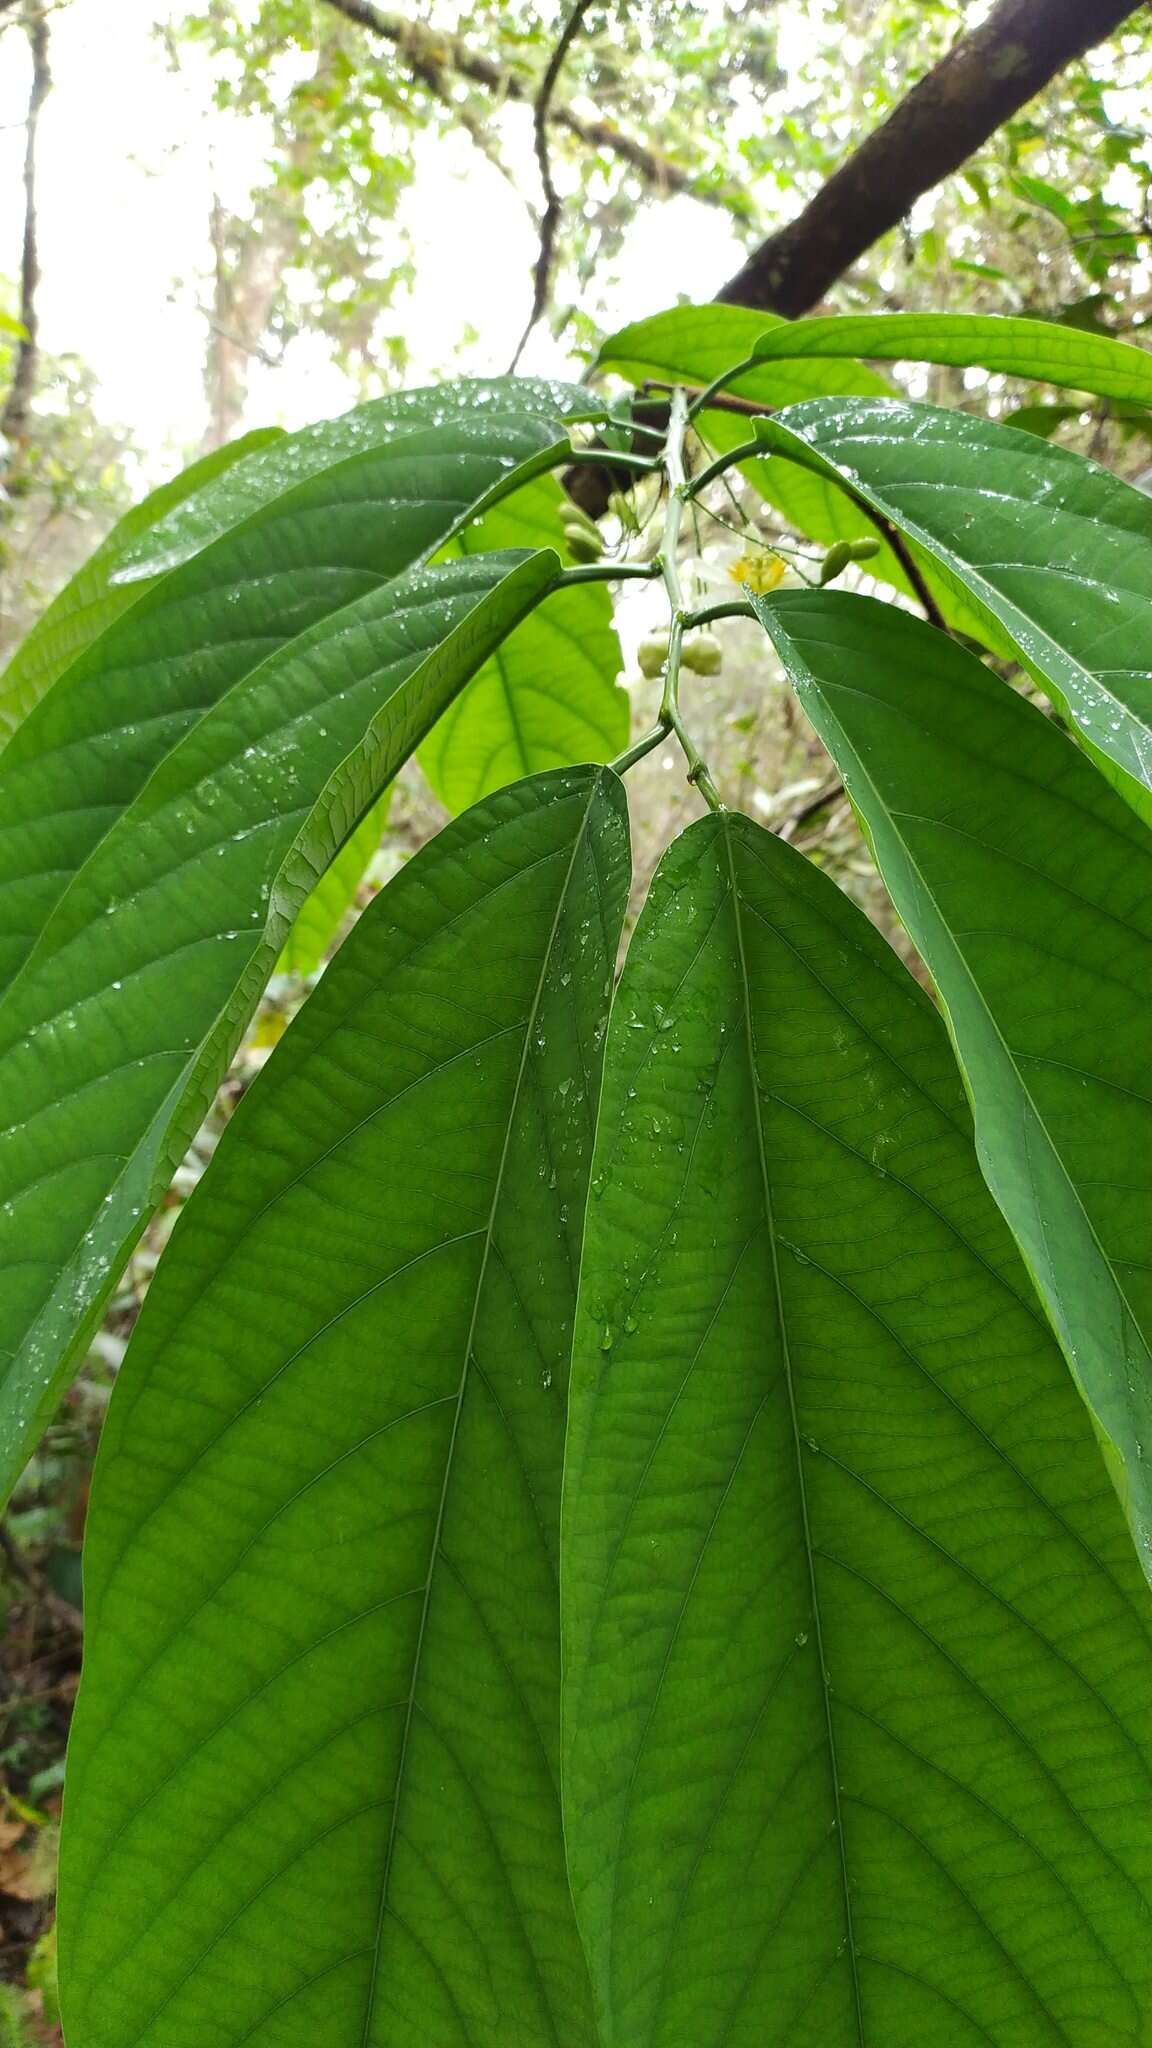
[1,1,747,476]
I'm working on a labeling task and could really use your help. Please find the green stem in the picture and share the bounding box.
[564,446,661,473]
[555,560,662,587]
[654,388,725,810]
[684,438,764,498]
[610,723,668,776]
[681,599,756,629]
[685,350,762,421]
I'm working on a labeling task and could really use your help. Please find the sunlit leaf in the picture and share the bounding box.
[421,474,627,811]
[61,766,629,2048]
[565,807,1152,2048]
[749,311,1152,409]
[756,587,1152,1566]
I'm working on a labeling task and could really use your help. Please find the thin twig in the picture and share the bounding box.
[0,4,50,474]
[508,0,595,372]
[318,0,749,215]
[777,779,845,843]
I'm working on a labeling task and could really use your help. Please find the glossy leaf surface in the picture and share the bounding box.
[760,398,1152,816]
[0,548,557,1501]
[421,474,627,812]
[108,378,602,583]
[0,430,283,742]
[750,312,1152,409]
[0,392,567,995]
[564,808,1152,2048]
[60,765,629,2048]
[756,589,1152,1564]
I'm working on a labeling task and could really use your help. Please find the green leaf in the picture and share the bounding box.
[276,789,391,978]
[0,392,569,997]
[421,475,627,812]
[564,806,1152,2048]
[1001,402,1084,438]
[60,766,629,2048]
[597,306,894,406]
[755,588,1152,1569]
[0,546,558,1503]
[757,398,1152,819]
[0,430,283,742]
[749,311,1152,409]
[109,379,616,585]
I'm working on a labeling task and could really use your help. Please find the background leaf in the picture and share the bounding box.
[564,808,1152,2048]
[420,475,627,812]
[756,588,1152,1569]
[596,306,893,406]
[749,312,1152,409]
[60,766,629,2048]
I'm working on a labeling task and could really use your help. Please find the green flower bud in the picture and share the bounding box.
[819,540,854,585]
[681,632,723,676]
[637,634,670,677]
[562,523,604,563]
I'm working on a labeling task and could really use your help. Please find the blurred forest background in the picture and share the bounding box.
[1,0,1151,2034]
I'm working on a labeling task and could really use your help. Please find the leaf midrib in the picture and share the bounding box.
[721,814,866,2047]
[359,778,603,2048]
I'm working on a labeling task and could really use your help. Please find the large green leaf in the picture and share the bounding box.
[596,306,893,406]
[276,790,391,978]
[0,394,568,995]
[60,765,629,2048]
[0,547,558,1502]
[564,807,1152,2048]
[421,474,627,812]
[749,312,1152,409]
[757,398,1152,818]
[0,430,283,741]
[108,377,609,585]
[596,308,999,644]
[755,589,1152,1567]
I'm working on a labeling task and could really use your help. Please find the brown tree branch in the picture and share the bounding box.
[718,0,1144,315]
[567,0,1143,523]
[1,4,51,478]
[508,0,595,372]
[317,0,749,215]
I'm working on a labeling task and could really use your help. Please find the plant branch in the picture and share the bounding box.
[657,388,723,811]
[508,0,595,372]
[1,3,50,479]
[718,0,1143,315]
[316,0,748,215]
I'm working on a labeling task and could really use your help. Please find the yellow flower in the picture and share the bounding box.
[728,549,786,595]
